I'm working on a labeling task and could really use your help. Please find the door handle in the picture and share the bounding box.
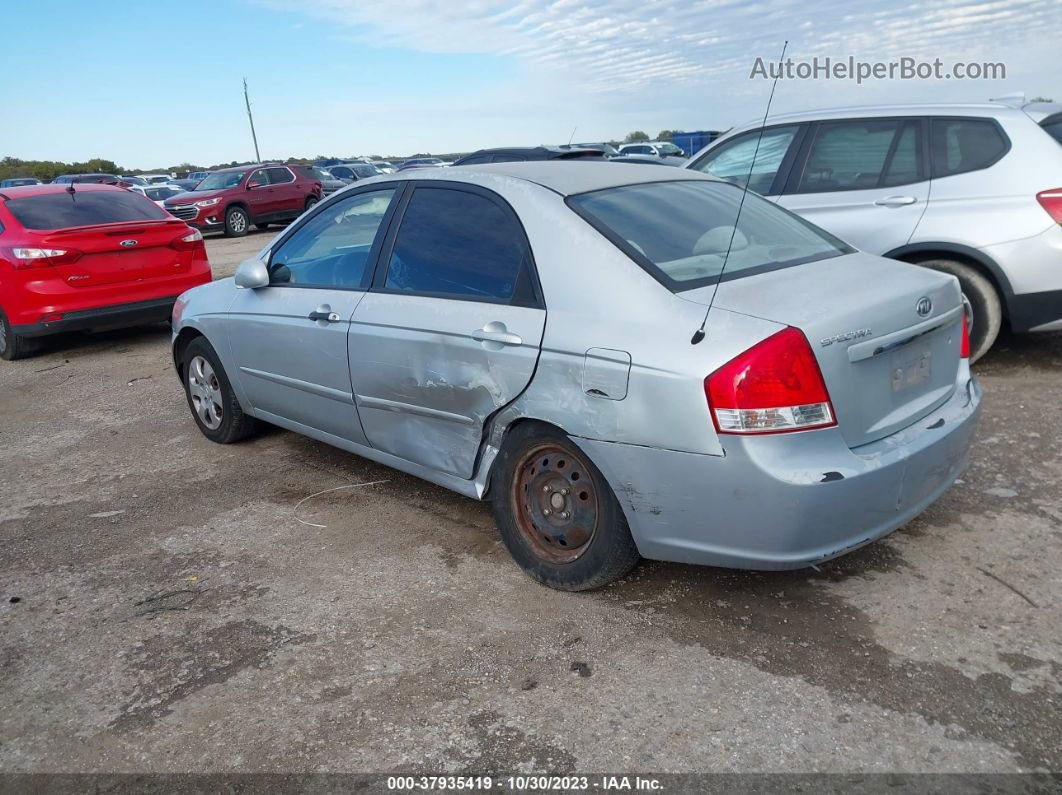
[471,321,522,346]
[874,195,917,207]
[308,306,341,323]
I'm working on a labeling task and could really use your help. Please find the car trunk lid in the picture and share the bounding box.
[688,253,965,448]
[32,220,193,287]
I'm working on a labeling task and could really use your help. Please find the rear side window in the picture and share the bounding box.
[458,154,491,165]
[796,119,921,192]
[384,187,527,302]
[491,154,526,163]
[1040,114,1062,145]
[688,125,799,195]
[930,118,1009,177]
[6,191,169,229]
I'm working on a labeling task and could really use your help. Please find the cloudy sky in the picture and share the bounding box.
[2,0,1059,166]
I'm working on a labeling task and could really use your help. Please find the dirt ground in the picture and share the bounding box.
[1,228,1059,775]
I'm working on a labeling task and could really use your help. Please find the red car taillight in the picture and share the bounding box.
[4,247,82,269]
[1037,189,1062,225]
[705,327,837,435]
[170,228,204,251]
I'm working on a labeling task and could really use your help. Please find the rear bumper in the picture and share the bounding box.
[575,373,982,570]
[13,296,178,337]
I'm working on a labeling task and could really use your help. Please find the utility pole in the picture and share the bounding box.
[243,77,261,162]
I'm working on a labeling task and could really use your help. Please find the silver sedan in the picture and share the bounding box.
[171,162,981,590]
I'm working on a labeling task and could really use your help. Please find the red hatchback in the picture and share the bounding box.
[0,183,211,360]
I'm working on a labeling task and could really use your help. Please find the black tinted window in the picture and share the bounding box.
[270,189,395,288]
[458,155,491,165]
[7,191,169,229]
[690,125,798,195]
[931,118,1008,177]
[797,120,916,192]
[491,155,526,163]
[1042,115,1062,145]
[385,188,526,301]
[267,167,294,184]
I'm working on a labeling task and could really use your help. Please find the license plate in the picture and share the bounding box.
[891,349,932,392]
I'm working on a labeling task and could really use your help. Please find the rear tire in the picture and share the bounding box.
[915,258,1001,363]
[180,337,260,443]
[305,196,319,212]
[0,309,43,361]
[490,422,640,591]
[224,206,250,238]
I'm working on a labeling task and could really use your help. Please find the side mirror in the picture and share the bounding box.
[234,257,270,289]
[247,180,263,189]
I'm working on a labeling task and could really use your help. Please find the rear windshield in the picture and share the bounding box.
[5,191,170,230]
[1041,114,1062,145]
[568,180,850,291]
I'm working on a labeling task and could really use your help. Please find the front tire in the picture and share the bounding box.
[916,258,1001,363]
[224,206,250,238]
[181,337,260,443]
[490,423,640,591]
[0,308,43,361]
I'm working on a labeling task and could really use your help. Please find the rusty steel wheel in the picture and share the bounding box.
[491,422,640,590]
[512,443,600,564]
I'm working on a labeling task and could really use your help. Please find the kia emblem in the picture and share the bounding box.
[916,296,932,317]
[120,239,138,247]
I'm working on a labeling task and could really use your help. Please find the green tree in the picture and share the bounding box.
[624,131,649,143]
[656,130,675,142]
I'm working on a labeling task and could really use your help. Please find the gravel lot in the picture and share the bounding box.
[1,229,1059,775]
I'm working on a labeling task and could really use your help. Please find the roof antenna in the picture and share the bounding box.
[568,126,578,146]
[691,40,788,345]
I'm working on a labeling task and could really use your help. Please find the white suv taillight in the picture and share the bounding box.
[1037,189,1062,225]
[705,327,837,435]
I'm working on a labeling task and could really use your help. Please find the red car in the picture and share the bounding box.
[163,163,322,237]
[0,183,211,360]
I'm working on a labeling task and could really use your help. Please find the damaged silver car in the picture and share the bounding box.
[171,162,981,590]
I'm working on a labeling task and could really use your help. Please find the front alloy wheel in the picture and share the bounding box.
[187,354,223,430]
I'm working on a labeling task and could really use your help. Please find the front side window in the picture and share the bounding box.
[384,187,527,301]
[247,169,269,187]
[269,189,397,289]
[930,118,1009,177]
[195,171,245,191]
[7,191,169,229]
[267,167,295,184]
[688,125,799,195]
[796,119,920,192]
[568,179,848,291]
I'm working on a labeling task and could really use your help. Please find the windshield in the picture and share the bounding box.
[657,143,683,155]
[7,191,170,229]
[308,167,332,180]
[568,180,849,291]
[145,186,182,201]
[194,171,246,191]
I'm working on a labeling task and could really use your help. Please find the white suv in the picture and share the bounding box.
[685,102,1062,360]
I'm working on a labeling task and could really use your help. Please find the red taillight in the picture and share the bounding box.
[960,306,971,358]
[4,247,82,269]
[705,327,837,435]
[170,228,204,251]
[1037,189,1062,225]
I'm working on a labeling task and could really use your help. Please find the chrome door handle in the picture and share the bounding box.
[471,321,522,346]
[308,306,341,323]
[874,195,917,207]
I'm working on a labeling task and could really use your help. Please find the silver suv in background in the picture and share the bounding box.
[685,103,1062,360]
